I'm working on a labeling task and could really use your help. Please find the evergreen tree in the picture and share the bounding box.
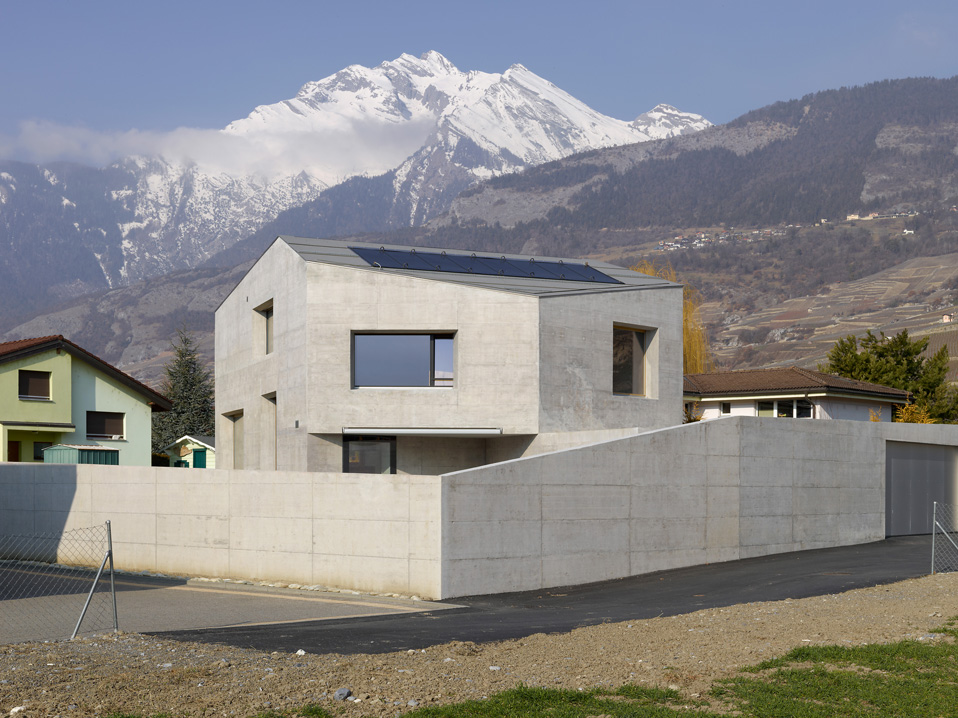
[820,329,958,422]
[152,329,215,453]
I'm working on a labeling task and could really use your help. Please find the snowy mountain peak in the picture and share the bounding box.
[632,103,712,137]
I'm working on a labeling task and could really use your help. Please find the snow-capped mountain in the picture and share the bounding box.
[0,51,710,328]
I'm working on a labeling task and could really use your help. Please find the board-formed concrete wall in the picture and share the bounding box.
[4,418,957,600]
[439,417,958,597]
[0,463,443,598]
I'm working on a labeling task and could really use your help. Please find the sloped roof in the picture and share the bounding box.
[0,335,171,411]
[684,366,912,402]
[275,236,678,297]
[162,435,216,452]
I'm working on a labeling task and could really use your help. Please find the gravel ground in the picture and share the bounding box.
[2,572,957,717]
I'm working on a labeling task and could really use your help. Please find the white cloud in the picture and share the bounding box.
[0,117,435,184]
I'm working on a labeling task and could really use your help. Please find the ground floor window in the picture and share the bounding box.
[343,435,396,474]
[757,399,813,418]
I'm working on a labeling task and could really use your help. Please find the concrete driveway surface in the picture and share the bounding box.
[154,535,936,655]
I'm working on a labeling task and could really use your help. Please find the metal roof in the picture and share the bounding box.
[276,236,677,296]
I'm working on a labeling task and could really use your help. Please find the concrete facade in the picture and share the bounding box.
[215,237,684,474]
[4,418,956,599]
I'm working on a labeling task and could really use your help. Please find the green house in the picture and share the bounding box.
[162,435,216,469]
[0,335,171,466]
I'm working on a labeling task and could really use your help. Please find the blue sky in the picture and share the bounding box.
[1,0,956,162]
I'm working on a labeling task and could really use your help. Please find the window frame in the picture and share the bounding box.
[86,411,125,440]
[18,370,51,401]
[612,325,647,397]
[351,332,455,388]
[254,300,274,355]
[342,435,397,474]
[756,399,814,419]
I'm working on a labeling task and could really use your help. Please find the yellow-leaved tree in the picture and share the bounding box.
[631,260,715,374]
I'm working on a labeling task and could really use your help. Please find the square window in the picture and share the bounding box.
[19,370,50,400]
[796,400,813,418]
[343,435,396,474]
[612,327,645,395]
[87,411,124,440]
[757,401,775,417]
[720,402,731,415]
[352,333,454,387]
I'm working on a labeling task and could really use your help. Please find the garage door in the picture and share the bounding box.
[885,441,958,536]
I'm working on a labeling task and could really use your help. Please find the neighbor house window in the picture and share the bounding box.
[254,300,274,355]
[87,411,124,440]
[612,326,646,395]
[343,435,396,474]
[18,370,50,400]
[33,442,52,461]
[352,333,454,387]
[720,402,732,415]
[757,399,813,418]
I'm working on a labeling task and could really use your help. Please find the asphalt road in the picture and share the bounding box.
[155,535,936,654]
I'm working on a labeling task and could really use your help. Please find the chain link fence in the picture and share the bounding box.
[931,503,958,575]
[0,521,117,644]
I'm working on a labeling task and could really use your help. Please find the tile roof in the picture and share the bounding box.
[684,366,912,401]
[0,335,171,411]
[275,236,679,297]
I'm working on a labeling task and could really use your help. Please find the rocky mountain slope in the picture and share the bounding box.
[0,51,709,330]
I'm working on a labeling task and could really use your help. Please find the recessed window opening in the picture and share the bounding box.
[87,411,124,440]
[720,402,731,415]
[19,370,51,400]
[343,435,396,474]
[254,300,274,355]
[612,326,646,396]
[33,442,52,461]
[353,333,454,387]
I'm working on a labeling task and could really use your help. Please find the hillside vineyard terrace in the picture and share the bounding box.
[349,246,622,284]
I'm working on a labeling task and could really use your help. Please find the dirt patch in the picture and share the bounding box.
[2,573,957,717]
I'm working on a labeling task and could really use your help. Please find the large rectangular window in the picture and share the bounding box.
[353,333,454,387]
[757,399,813,418]
[19,370,51,400]
[612,326,646,396]
[87,411,124,440]
[343,435,396,474]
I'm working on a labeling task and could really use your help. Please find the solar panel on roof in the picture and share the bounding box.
[349,246,622,284]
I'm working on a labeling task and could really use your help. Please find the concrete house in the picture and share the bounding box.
[684,367,911,422]
[0,336,171,466]
[215,236,684,473]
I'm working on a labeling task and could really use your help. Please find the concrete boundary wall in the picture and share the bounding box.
[0,464,443,598]
[3,419,957,599]
[439,417,958,597]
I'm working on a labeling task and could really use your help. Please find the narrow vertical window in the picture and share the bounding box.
[612,326,645,396]
[254,300,274,355]
[229,412,245,469]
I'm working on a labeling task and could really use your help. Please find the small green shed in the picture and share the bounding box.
[43,444,120,465]
[161,435,216,469]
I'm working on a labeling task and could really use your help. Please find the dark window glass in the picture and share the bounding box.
[720,402,731,415]
[343,436,396,474]
[19,370,50,399]
[353,334,454,387]
[612,327,645,395]
[796,400,813,418]
[264,307,273,354]
[777,400,794,418]
[33,442,52,461]
[87,411,124,439]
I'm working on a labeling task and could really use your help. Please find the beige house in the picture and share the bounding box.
[684,367,911,422]
[215,236,684,474]
[162,435,216,468]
